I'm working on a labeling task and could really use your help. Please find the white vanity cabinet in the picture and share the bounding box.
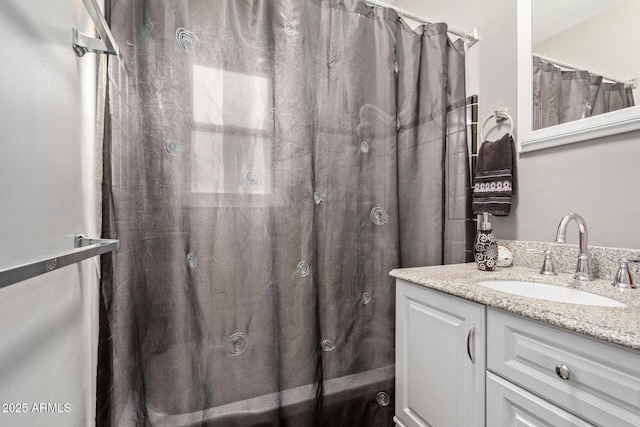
[395,276,640,427]
[394,279,486,427]
[487,308,640,427]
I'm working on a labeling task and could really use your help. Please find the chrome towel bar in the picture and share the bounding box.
[72,0,119,57]
[0,235,119,289]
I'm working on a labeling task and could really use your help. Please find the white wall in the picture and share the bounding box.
[394,0,640,249]
[0,0,101,425]
[534,0,640,101]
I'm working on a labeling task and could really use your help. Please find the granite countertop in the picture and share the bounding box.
[390,263,640,352]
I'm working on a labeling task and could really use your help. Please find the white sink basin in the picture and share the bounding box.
[477,280,626,308]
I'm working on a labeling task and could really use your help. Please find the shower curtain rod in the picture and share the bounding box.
[363,0,479,47]
[534,53,637,89]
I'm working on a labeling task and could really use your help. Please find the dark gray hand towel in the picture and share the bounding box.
[472,132,517,216]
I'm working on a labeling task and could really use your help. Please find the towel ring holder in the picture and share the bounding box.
[480,111,514,141]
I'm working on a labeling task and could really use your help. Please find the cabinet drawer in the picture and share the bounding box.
[487,308,640,427]
[487,372,592,426]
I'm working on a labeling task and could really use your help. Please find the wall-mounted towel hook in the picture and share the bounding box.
[72,0,119,57]
[493,107,510,121]
[480,108,514,141]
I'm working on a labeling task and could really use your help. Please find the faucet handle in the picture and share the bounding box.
[526,248,557,276]
[612,259,640,290]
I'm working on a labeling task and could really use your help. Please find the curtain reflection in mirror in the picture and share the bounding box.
[532,56,635,130]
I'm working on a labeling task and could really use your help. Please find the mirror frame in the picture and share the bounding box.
[517,0,640,152]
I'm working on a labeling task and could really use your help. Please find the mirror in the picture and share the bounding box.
[517,0,640,152]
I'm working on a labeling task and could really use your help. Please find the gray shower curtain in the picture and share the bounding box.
[98,1,469,426]
[532,55,635,130]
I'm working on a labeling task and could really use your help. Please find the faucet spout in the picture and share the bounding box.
[555,213,592,281]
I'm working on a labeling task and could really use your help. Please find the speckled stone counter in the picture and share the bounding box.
[390,263,640,352]
[498,239,640,281]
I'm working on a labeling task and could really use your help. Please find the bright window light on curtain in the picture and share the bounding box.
[192,65,273,129]
[191,65,273,195]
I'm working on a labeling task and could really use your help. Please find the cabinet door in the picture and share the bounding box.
[395,279,486,427]
[487,372,593,426]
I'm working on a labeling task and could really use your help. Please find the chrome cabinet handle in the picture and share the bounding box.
[467,326,475,363]
[555,364,572,380]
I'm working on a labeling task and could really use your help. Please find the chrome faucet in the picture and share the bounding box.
[555,213,592,281]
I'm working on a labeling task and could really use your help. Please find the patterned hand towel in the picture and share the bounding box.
[472,132,517,216]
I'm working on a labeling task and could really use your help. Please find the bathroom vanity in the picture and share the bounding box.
[391,263,640,427]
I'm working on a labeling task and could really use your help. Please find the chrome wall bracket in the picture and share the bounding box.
[72,0,118,57]
[464,28,480,48]
[74,234,120,250]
